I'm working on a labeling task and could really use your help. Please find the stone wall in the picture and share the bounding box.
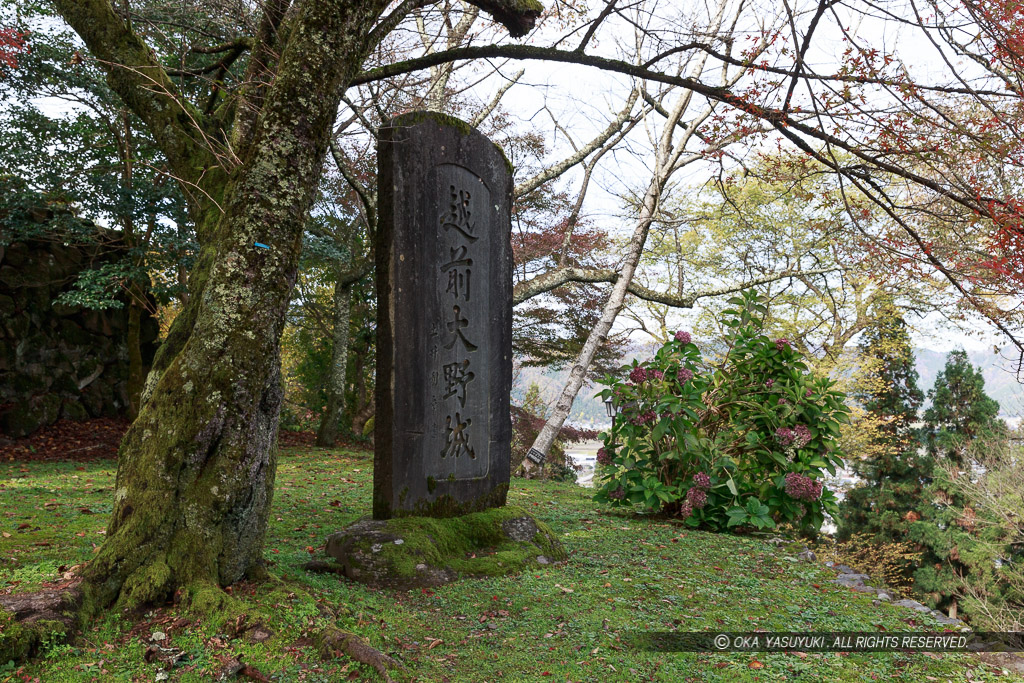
[0,233,159,437]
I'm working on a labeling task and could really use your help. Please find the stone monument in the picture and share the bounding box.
[373,111,513,519]
[315,112,565,589]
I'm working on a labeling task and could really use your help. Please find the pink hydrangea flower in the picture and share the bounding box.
[629,366,647,383]
[674,330,692,344]
[629,410,658,426]
[693,472,711,489]
[784,472,823,501]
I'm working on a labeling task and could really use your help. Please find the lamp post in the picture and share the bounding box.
[604,395,616,434]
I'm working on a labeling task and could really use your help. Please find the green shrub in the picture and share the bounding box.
[833,533,920,596]
[594,291,849,535]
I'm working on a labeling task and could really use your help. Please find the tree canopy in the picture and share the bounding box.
[3,0,1024,631]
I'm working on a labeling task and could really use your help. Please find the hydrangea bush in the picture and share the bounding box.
[594,291,849,535]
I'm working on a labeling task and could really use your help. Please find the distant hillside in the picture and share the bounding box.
[512,365,611,429]
[915,348,1024,418]
[512,345,1024,429]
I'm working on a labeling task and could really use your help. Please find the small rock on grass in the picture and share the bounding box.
[833,573,870,586]
[246,627,274,643]
[892,599,931,613]
[849,584,877,593]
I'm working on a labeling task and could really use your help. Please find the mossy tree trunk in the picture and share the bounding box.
[50,0,539,614]
[58,0,393,612]
[315,277,352,447]
[124,295,145,419]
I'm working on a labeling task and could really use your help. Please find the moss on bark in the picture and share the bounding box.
[68,0,398,616]
[53,0,542,624]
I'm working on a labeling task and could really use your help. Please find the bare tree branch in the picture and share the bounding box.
[471,68,525,127]
[52,0,215,192]
[514,88,639,197]
[513,265,843,307]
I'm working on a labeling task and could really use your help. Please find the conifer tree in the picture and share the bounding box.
[922,350,1004,464]
[910,350,1007,617]
[837,309,929,542]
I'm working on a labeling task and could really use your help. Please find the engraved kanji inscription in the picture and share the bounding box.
[440,186,478,242]
[442,305,478,352]
[441,244,472,301]
[442,359,476,407]
[441,412,475,459]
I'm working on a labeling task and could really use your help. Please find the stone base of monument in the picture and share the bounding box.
[316,506,566,590]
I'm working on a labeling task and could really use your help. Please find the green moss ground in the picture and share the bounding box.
[350,505,565,581]
[1,447,1019,682]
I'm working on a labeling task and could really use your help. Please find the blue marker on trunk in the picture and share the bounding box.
[254,242,269,249]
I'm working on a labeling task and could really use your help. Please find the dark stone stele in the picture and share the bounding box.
[374,111,513,519]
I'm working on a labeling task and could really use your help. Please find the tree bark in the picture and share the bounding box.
[524,177,663,467]
[72,0,396,613]
[315,278,353,447]
[125,295,144,419]
[51,0,541,614]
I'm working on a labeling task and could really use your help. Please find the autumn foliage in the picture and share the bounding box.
[0,27,27,73]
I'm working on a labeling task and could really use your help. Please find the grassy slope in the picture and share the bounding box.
[0,446,1016,682]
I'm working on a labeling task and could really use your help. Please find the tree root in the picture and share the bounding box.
[0,577,402,682]
[302,559,346,576]
[0,586,82,662]
[317,625,408,683]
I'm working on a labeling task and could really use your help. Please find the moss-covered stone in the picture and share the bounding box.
[392,110,475,136]
[0,589,80,663]
[60,399,89,421]
[0,613,68,662]
[322,505,565,589]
